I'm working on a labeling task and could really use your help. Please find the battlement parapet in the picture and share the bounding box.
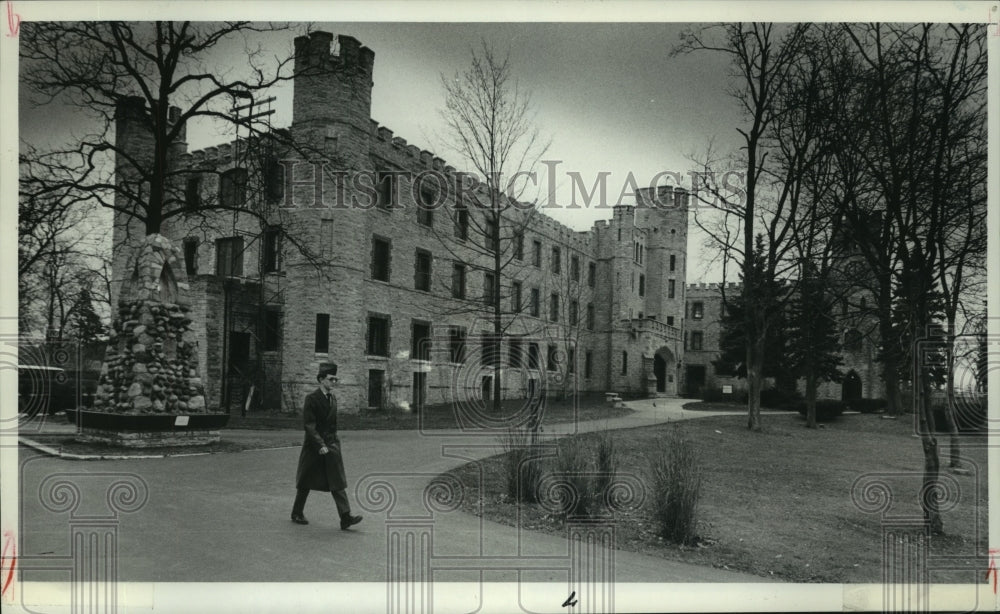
[293,31,374,77]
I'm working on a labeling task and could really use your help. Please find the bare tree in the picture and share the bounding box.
[434,42,550,415]
[675,23,811,431]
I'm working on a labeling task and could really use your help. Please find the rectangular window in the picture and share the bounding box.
[551,246,561,274]
[638,274,645,297]
[530,288,540,317]
[185,176,201,210]
[587,303,595,330]
[219,167,247,208]
[511,281,522,313]
[215,236,244,277]
[315,313,330,353]
[549,293,560,322]
[585,351,593,379]
[669,254,676,272]
[417,187,435,226]
[532,240,542,267]
[183,238,199,276]
[570,255,580,281]
[668,279,676,299]
[376,170,396,210]
[449,326,466,363]
[412,321,431,361]
[482,334,499,367]
[415,249,432,292]
[262,227,281,273]
[588,262,596,287]
[621,351,628,375]
[547,344,558,371]
[667,316,674,326]
[692,301,704,320]
[690,331,704,351]
[509,337,523,367]
[372,237,391,282]
[321,219,334,259]
[484,271,497,306]
[454,205,469,240]
[568,348,575,374]
[262,309,281,352]
[514,230,524,260]
[366,314,390,357]
[452,263,466,299]
[569,300,579,326]
[528,343,540,369]
[485,218,498,253]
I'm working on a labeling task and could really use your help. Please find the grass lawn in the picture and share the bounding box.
[444,408,988,583]
[228,394,631,431]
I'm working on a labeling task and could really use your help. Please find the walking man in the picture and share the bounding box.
[291,363,363,530]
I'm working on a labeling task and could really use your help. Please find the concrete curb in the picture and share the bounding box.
[17,436,298,460]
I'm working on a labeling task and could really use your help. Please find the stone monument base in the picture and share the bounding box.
[76,428,222,448]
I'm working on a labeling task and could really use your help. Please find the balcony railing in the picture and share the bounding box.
[622,318,681,342]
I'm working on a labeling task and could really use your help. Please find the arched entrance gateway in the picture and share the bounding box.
[653,347,677,396]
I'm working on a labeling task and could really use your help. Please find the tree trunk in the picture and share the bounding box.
[805,371,817,429]
[746,330,765,431]
[877,291,902,416]
[942,317,962,470]
[918,374,944,534]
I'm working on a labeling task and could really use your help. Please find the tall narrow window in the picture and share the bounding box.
[485,218,498,253]
[692,302,704,320]
[452,263,466,299]
[532,240,542,267]
[588,262,596,287]
[183,238,199,276]
[482,334,499,367]
[585,351,593,379]
[690,331,704,351]
[511,281,522,312]
[315,314,330,353]
[454,205,469,240]
[528,343,540,369]
[215,237,244,277]
[669,254,676,271]
[484,271,497,306]
[568,348,575,374]
[262,309,281,351]
[668,279,675,299]
[571,255,580,281]
[586,303,595,330]
[569,300,579,326]
[530,288,540,317]
[449,327,466,363]
[320,219,334,258]
[547,345,558,371]
[638,274,645,297]
[376,170,396,210]
[262,227,281,273]
[219,168,247,208]
[621,351,628,375]
[417,186,435,226]
[366,314,390,356]
[411,321,431,361]
[372,237,391,282]
[185,176,201,210]
[514,230,524,260]
[551,246,561,274]
[415,249,432,292]
[549,293,560,322]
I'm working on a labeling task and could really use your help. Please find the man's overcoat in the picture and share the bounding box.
[295,388,347,492]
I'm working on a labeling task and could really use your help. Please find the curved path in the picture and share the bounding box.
[16,397,775,609]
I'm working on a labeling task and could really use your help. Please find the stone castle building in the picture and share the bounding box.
[110,31,879,413]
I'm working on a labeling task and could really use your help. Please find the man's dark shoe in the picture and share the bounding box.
[340,514,362,530]
[291,513,309,525]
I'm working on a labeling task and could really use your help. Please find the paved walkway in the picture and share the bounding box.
[16,398,773,599]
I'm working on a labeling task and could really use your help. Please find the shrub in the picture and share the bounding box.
[795,399,845,422]
[760,387,802,410]
[700,386,731,403]
[592,431,618,510]
[497,428,546,503]
[648,431,702,545]
[550,436,594,518]
[932,398,986,433]
[850,398,887,414]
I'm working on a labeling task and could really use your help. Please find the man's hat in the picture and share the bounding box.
[316,363,338,380]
